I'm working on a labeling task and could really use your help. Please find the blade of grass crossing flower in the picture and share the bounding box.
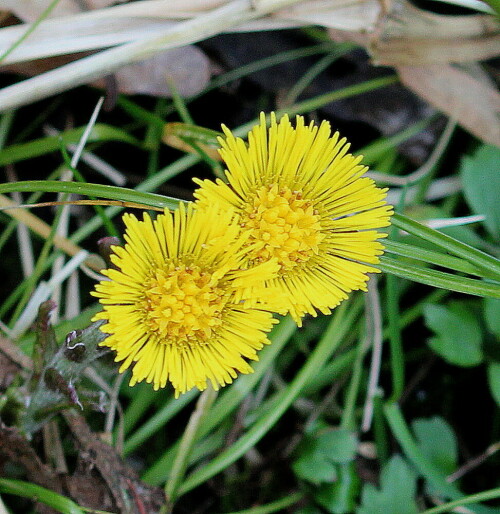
[177,298,362,496]
[1,155,200,322]
[379,255,500,298]
[70,154,200,244]
[392,213,500,278]
[0,478,86,514]
[384,403,497,514]
[0,180,180,211]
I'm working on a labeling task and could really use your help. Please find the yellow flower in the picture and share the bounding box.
[92,203,277,396]
[194,112,393,324]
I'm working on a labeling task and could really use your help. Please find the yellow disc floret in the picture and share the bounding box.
[143,264,226,345]
[242,184,325,271]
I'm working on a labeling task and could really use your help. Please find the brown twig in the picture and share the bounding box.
[63,411,164,513]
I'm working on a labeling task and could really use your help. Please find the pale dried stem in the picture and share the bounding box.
[0,0,306,111]
[6,166,34,278]
[0,194,98,269]
[361,275,383,432]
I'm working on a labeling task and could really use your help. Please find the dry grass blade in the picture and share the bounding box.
[0,0,383,66]
[0,0,310,111]
[0,194,102,271]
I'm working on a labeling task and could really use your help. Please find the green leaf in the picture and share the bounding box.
[292,428,358,485]
[403,205,486,250]
[292,446,338,485]
[487,362,500,407]
[315,463,360,514]
[384,403,496,514]
[484,298,500,339]
[461,144,500,241]
[318,429,358,464]
[412,417,458,476]
[358,455,418,514]
[423,302,483,366]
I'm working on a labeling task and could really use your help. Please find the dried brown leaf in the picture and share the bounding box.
[371,0,499,65]
[162,122,222,160]
[397,63,500,147]
[3,46,210,98]
[92,46,210,97]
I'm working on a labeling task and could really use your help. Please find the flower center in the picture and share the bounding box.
[242,184,325,271]
[143,264,226,347]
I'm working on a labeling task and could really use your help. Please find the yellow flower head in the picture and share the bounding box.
[92,203,277,396]
[194,112,393,324]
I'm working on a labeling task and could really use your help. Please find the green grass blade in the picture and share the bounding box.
[0,180,180,210]
[0,478,86,514]
[360,116,436,166]
[198,41,350,99]
[0,124,140,166]
[420,487,500,514]
[232,76,399,138]
[392,213,500,278]
[378,255,500,298]
[177,299,361,496]
[0,0,60,63]
[217,492,304,514]
[123,389,197,455]
[141,316,297,485]
[383,240,492,278]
